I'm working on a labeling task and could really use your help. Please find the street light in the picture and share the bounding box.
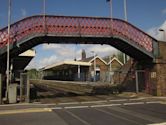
[123,0,128,64]
[91,51,96,82]
[6,0,11,100]
[124,0,128,21]
[43,0,46,32]
[159,28,166,41]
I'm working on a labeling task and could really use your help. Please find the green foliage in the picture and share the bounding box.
[27,69,42,79]
[116,51,124,64]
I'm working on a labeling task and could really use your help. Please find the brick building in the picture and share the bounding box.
[42,51,123,82]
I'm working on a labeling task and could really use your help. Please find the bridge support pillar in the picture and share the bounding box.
[146,41,166,96]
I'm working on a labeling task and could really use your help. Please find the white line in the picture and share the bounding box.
[109,99,128,102]
[57,102,80,105]
[64,106,89,109]
[148,122,166,125]
[129,98,144,101]
[0,103,56,107]
[51,107,63,110]
[146,101,162,104]
[90,104,122,108]
[65,110,91,125]
[123,102,144,105]
[80,100,107,104]
[95,108,140,125]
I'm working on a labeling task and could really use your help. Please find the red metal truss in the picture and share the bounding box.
[0,15,155,52]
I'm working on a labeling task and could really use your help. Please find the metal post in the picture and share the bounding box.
[0,74,2,104]
[124,0,128,21]
[43,0,46,32]
[91,51,96,82]
[135,70,139,93]
[123,0,128,64]
[93,52,96,82]
[109,0,113,19]
[26,75,30,103]
[6,0,11,101]
[20,74,23,102]
[109,62,112,83]
[78,65,80,80]
[94,54,96,82]
[109,0,113,34]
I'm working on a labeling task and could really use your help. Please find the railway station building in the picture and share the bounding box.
[42,51,123,82]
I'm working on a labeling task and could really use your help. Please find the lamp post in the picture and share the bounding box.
[6,0,11,100]
[124,0,128,21]
[159,29,166,41]
[91,51,96,82]
[43,0,46,32]
[123,0,128,64]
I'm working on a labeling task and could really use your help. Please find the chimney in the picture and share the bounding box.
[81,49,86,60]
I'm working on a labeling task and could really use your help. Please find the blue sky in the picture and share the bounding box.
[0,0,166,69]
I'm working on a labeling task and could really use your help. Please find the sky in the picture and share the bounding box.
[0,0,166,69]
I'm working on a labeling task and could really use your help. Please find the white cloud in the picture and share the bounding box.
[162,8,166,15]
[79,44,117,58]
[147,20,166,41]
[42,44,75,57]
[26,55,58,69]
[21,8,27,17]
[27,44,118,69]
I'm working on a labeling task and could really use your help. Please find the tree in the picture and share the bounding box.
[116,51,124,64]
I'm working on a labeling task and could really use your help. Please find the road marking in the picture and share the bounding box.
[146,101,162,104]
[95,108,140,125]
[65,110,91,125]
[108,106,164,123]
[0,108,52,115]
[148,122,166,125]
[64,106,89,109]
[123,102,144,105]
[109,99,128,102]
[90,104,122,108]
[51,107,63,110]
[57,102,80,105]
[129,98,144,101]
[80,100,108,104]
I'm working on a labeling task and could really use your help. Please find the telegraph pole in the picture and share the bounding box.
[6,0,11,100]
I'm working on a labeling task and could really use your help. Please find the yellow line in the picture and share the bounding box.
[160,102,166,105]
[0,108,52,115]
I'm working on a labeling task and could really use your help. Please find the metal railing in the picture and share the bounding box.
[0,15,156,52]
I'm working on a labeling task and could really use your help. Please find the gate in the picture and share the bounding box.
[135,70,146,93]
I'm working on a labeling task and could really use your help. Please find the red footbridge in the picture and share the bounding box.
[0,15,158,61]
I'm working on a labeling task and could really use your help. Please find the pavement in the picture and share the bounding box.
[0,96,166,125]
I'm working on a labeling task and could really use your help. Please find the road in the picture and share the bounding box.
[0,99,166,125]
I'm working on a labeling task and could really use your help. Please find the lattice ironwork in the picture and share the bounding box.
[0,15,156,52]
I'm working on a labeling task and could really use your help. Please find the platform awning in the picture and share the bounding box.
[43,61,91,71]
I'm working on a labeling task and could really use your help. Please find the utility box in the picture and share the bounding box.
[9,84,18,104]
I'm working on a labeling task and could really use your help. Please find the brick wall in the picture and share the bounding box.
[150,41,166,96]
